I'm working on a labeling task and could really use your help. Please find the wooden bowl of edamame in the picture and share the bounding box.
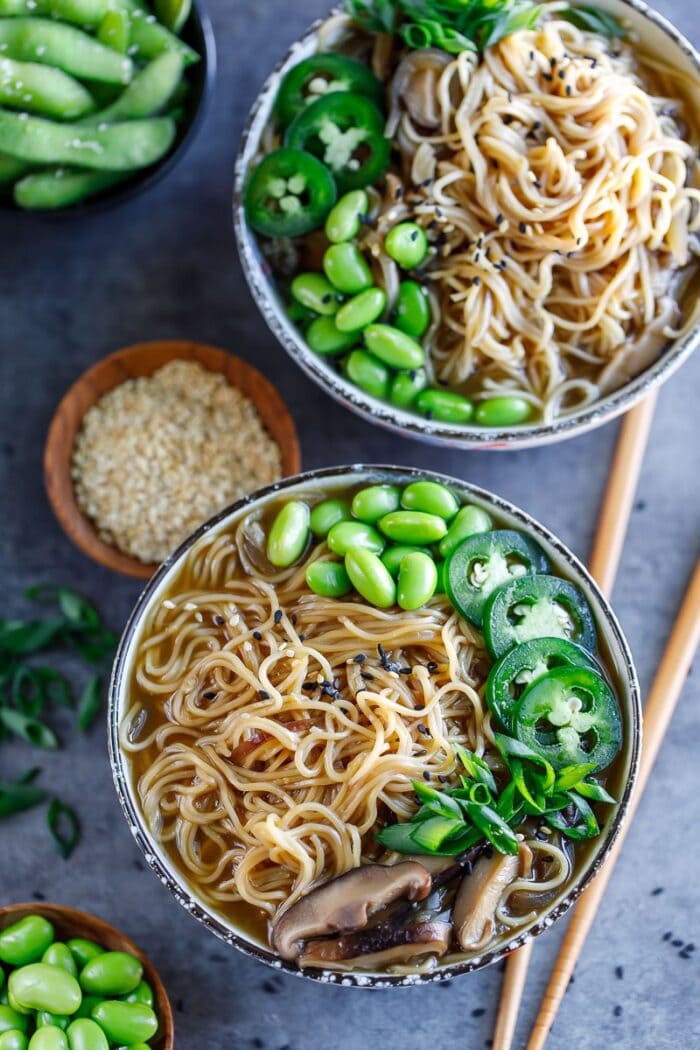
[0,902,174,1048]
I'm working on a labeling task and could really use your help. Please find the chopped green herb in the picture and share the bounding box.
[47,798,81,859]
[559,5,625,38]
[77,675,102,732]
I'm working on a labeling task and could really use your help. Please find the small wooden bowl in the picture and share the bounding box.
[45,340,302,579]
[0,902,174,1048]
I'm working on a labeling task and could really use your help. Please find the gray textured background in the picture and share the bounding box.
[1,1,698,1047]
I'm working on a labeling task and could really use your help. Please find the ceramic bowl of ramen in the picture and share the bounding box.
[109,465,641,986]
[233,0,700,450]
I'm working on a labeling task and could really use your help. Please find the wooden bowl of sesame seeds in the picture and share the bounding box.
[44,340,301,579]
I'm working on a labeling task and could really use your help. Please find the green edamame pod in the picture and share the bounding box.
[0,59,96,120]
[79,951,141,996]
[438,504,493,559]
[335,288,386,333]
[0,1031,28,1050]
[9,966,81,1016]
[327,520,384,557]
[389,368,427,409]
[28,1029,68,1050]
[474,396,533,427]
[323,243,372,294]
[0,1007,28,1035]
[351,485,401,524]
[0,19,133,84]
[65,942,101,971]
[0,112,176,171]
[384,222,428,269]
[267,501,310,567]
[97,8,129,52]
[401,481,459,520]
[306,316,357,356]
[0,917,54,967]
[380,545,423,577]
[42,945,77,978]
[0,0,110,26]
[345,549,396,609]
[154,0,191,33]
[305,560,352,598]
[309,498,351,537]
[65,1018,108,1050]
[125,5,199,66]
[0,152,30,183]
[415,388,473,424]
[81,52,184,124]
[345,350,390,400]
[14,169,129,210]
[395,281,430,339]
[35,1014,68,1031]
[363,324,424,370]
[291,273,339,316]
[89,1001,157,1045]
[397,551,438,610]
[378,511,447,545]
[324,189,368,244]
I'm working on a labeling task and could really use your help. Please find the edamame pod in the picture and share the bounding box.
[327,520,384,556]
[474,396,532,427]
[0,152,29,183]
[65,1018,109,1050]
[89,1001,157,1044]
[97,9,129,52]
[309,498,351,537]
[0,1031,28,1050]
[323,243,372,294]
[363,324,424,370]
[0,1007,28,1035]
[42,945,77,978]
[305,560,352,598]
[291,272,339,316]
[378,511,447,544]
[266,501,310,568]
[306,316,357,356]
[351,485,400,524]
[0,19,132,84]
[345,549,396,609]
[0,917,54,967]
[380,545,423,577]
[384,222,428,269]
[80,51,184,124]
[401,481,458,520]
[389,368,427,408]
[28,1027,68,1049]
[154,0,191,34]
[8,966,81,1016]
[324,189,368,243]
[438,504,493,558]
[125,5,199,66]
[0,59,96,120]
[65,943,101,971]
[397,551,438,610]
[395,281,430,339]
[345,350,390,400]
[335,288,385,332]
[415,388,473,424]
[14,169,129,210]
[0,112,176,170]
[0,0,110,28]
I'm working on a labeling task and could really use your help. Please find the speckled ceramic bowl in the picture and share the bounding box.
[109,465,641,987]
[233,0,700,450]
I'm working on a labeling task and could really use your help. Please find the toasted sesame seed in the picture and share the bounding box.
[163,599,176,610]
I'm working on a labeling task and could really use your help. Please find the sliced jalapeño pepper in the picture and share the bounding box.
[513,665,622,772]
[485,637,600,732]
[483,573,597,660]
[275,53,384,129]
[445,529,550,628]
[244,147,337,238]
[285,91,391,194]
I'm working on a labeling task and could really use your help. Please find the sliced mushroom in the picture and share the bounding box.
[271,861,432,961]
[453,851,520,952]
[298,920,452,970]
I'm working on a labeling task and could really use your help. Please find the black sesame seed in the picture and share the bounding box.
[672,939,684,948]
[473,276,481,286]
[558,69,565,79]
[410,230,419,241]
[503,114,513,125]
[533,120,541,131]
[651,886,664,896]
[679,949,693,960]
[471,1007,486,1018]
[438,775,448,783]
[529,50,535,60]
[550,56,557,67]
[519,222,527,234]
[214,615,225,625]
[566,85,572,96]
[259,690,270,700]
[567,251,575,258]
[301,681,315,691]
[32,890,46,900]
[615,965,624,979]
[399,666,412,675]
[321,293,332,304]
[663,931,673,942]
[253,630,262,640]
[353,653,366,664]
[298,633,305,642]
[274,610,283,624]
[422,178,432,187]
[543,73,553,82]
[428,662,438,673]
[423,771,432,780]
[202,691,216,700]
[685,943,696,951]
[495,212,503,225]
[361,671,375,680]
[395,186,404,200]
[417,723,430,736]
[613,1006,623,1018]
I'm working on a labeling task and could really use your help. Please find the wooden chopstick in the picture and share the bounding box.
[527,558,700,1050]
[491,395,658,1050]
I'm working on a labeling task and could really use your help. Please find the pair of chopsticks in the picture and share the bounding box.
[493,393,700,1049]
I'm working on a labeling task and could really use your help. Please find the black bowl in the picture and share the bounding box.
[0,0,216,217]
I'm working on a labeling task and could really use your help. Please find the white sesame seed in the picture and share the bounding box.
[163,599,176,609]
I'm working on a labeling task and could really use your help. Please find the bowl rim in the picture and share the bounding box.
[232,0,700,451]
[108,463,642,988]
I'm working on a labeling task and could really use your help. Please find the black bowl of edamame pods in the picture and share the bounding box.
[0,0,216,215]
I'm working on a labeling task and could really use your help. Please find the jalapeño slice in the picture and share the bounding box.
[513,665,622,772]
[275,53,384,129]
[284,91,391,194]
[445,529,550,628]
[486,637,600,732]
[244,147,337,238]
[483,573,597,660]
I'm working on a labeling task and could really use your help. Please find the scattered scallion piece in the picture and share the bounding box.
[47,797,81,859]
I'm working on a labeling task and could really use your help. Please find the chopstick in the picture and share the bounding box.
[527,558,700,1050]
[491,395,657,1050]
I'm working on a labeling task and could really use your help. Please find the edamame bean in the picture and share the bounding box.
[474,396,532,427]
[324,189,368,244]
[14,170,129,211]
[290,273,339,316]
[0,59,96,120]
[0,1034,27,1050]
[395,281,430,339]
[65,1018,108,1050]
[380,545,423,577]
[0,917,54,967]
[42,945,77,978]
[305,560,352,598]
[327,520,384,557]
[97,9,128,52]
[345,350,390,400]
[80,950,141,998]
[65,943,101,972]
[36,1015,68,1031]
[309,499,351,537]
[0,1007,28,1036]
[351,485,401,524]
[89,1001,157,1045]
[335,288,385,332]
[397,551,438,610]
[384,222,428,269]
[323,243,372,294]
[415,388,473,424]
[0,112,176,171]
[28,1029,68,1050]
[438,504,493,559]
[401,481,459,520]
[378,511,447,545]
[344,549,396,609]
[363,324,424,370]
[0,19,133,84]
[389,368,427,409]
[81,52,184,125]
[8,966,81,1017]
[305,317,357,356]
[266,501,310,568]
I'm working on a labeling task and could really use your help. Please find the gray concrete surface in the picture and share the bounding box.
[1,1,698,1047]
